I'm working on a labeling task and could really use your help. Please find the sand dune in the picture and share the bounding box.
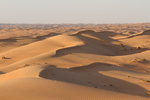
[0,25,150,100]
[0,65,148,100]
[0,78,148,100]
[0,35,84,72]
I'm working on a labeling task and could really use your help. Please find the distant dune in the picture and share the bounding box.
[0,24,150,100]
[142,30,150,35]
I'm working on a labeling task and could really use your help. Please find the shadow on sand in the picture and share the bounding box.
[53,30,149,57]
[39,62,149,98]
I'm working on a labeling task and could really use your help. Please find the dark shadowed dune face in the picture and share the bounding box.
[77,30,96,34]
[35,33,61,40]
[52,30,149,56]
[76,30,121,37]
[142,30,150,35]
[39,63,149,97]
[0,38,17,42]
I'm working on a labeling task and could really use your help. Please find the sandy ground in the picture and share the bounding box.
[0,24,150,100]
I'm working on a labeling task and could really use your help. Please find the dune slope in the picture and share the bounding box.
[0,29,150,100]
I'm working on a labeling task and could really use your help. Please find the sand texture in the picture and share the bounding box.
[0,24,150,100]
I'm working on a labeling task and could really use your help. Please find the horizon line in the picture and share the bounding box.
[0,22,150,25]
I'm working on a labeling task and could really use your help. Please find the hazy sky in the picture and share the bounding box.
[0,0,150,24]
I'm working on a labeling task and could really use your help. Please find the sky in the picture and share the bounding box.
[0,0,150,24]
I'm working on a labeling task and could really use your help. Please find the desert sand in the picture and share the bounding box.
[0,23,150,100]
